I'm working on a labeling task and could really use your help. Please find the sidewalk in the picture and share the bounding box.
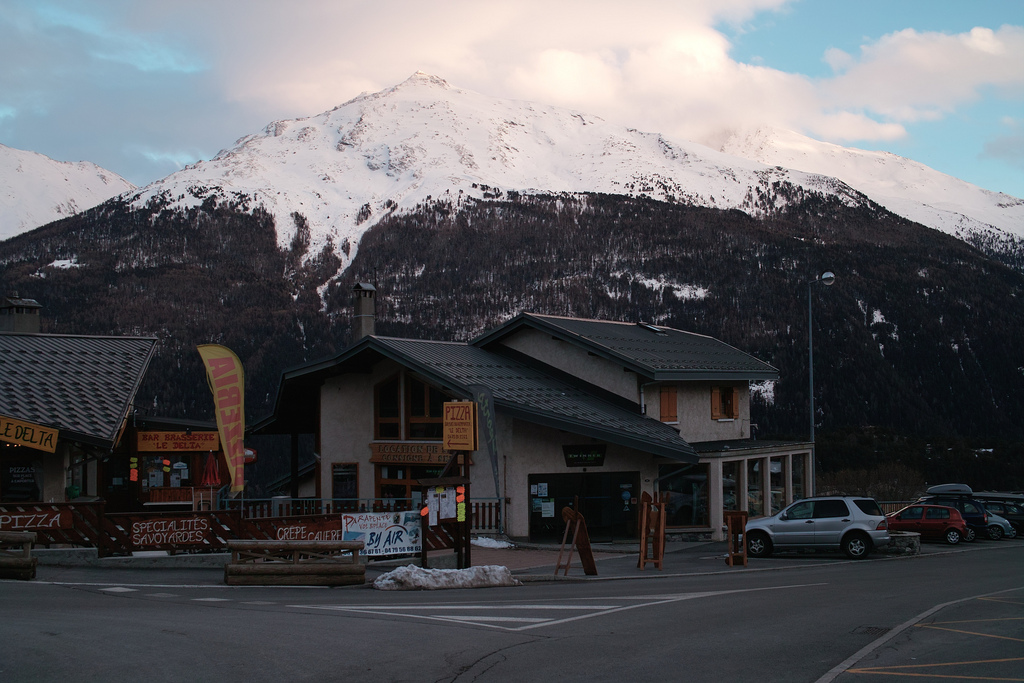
[26,537,985,587]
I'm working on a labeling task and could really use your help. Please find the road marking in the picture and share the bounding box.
[292,583,823,632]
[847,656,1024,678]
[816,586,1024,683]
[146,593,179,598]
[915,624,1024,643]
[99,587,137,593]
[192,597,232,602]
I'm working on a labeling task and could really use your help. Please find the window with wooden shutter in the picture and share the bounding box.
[711,386,739,420]
[660,385,677,422]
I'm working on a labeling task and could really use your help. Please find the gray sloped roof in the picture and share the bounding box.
[372,338,697,461]
[268,336,697,462]
[473,312,779,381]
[0,333,157,448]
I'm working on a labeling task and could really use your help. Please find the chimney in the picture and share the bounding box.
[0,292,42,334]
[352,282,376,339]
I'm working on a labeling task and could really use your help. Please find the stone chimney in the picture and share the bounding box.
[352,282,376,339]
[0,292,42,333]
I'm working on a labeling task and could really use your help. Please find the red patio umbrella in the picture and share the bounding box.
[199,452,221,487]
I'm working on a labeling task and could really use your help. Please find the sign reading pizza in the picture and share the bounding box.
[442,401,478,451]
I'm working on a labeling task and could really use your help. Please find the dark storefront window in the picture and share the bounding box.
[527,471,639,542]
[659,464,709,527]
[723,461,740,511]
[1,453,43,502]
[332,463,358,500]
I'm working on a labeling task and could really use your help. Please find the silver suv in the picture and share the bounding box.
[745,496,890,559]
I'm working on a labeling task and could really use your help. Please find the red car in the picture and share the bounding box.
[887,504,968,544]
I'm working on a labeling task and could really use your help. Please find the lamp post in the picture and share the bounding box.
[807,270,835,495]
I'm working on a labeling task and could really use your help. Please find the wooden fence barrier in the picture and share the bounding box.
[224,540,365,586]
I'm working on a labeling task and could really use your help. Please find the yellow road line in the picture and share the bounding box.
[848,656,1024,680]
[915,624,1024,642]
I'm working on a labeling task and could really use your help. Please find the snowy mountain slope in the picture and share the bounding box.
[131,72,865,270]
[710,126,1024,242]
[1,143,136,240]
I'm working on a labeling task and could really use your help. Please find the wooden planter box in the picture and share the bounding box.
[224,540,365,586]
[0,531,38,580]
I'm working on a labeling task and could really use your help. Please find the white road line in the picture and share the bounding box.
[99,587,138,592]
[191,597,232,602]
[293,583,825,632]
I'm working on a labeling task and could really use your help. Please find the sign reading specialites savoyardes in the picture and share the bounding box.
[0,414,58,453]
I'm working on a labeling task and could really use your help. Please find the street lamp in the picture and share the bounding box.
[807,270,835,495]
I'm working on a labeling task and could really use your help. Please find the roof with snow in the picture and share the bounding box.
[0,333,157,448]
[473,312,779,381]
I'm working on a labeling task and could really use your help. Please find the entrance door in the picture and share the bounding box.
[528,471,639,542]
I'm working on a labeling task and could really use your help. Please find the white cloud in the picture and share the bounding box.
[2,0,1020,189]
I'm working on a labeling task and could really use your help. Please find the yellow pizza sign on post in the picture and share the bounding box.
[443,401,478,451]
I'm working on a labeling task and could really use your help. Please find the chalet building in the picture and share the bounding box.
[0,328,229,512]
[0,332,156,505]
[258,286,813,542]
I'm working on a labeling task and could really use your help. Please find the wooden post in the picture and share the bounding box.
[638,491,666,570]
[724,510,748,567]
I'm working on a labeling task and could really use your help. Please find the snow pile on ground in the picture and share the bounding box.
[471,536,515,549]
[373,564,521,590]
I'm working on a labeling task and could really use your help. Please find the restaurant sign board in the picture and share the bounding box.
[443,401,478,451]
[137,431,220,452]
[0,414,58,453]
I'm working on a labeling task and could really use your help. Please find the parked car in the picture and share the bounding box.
[915,484,989,542]
[886,504,967,545]
[745,496,889,559]
[985,512,1016,540]
[971,497,1024,534]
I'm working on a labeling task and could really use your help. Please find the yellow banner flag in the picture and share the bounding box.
[197,345,246,493]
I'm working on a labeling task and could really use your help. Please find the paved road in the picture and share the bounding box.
[3,542,1021,682]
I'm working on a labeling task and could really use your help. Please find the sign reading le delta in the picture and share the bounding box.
[0,415,58,453]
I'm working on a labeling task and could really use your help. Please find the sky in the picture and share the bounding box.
[1,0,1021,197]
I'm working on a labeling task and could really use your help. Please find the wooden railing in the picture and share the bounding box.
[1,498,503,557]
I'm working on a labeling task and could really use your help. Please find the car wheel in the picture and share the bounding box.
[964,527,976,542]
[987,525,1004,541]
[746,531,772,558]
[1007,527,1018,539]
[842,532,871,559]
[944,528,962,545]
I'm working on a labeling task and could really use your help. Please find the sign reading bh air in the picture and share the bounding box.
[197,345,245,493]
[0,414,58,453]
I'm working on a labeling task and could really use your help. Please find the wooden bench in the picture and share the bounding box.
[224,540,365,586]
[0,531,38,580]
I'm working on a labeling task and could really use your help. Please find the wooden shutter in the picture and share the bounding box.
[730,387,740,419]
[711,386,722,419]
[660,385,677,422]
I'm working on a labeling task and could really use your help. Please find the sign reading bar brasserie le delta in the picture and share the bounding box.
[137,431,220,452]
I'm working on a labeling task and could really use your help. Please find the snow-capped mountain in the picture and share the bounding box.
[130,72,865,270]
[1,143,135,240]
[710,126,1023,243]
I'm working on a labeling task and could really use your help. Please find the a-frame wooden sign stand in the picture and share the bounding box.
[637,491,666,570]
[555,496,597,576]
